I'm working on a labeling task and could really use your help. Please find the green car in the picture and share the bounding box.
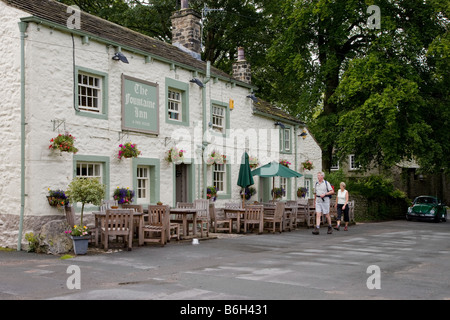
[407,196,447,222]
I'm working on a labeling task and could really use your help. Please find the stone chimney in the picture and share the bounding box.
[171,0,202,56]
[233,47,252,84]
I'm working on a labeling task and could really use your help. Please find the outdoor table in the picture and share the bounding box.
[223,208,245,233]
[169,207,198,238]
[94,210,144,246]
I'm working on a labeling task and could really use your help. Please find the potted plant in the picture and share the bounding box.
[165,147,185,164]
[47,188,69,208]
[65,177,105,254]
[206,186,217,201]
[49,133,78,153]
[113,187,135,204]
[271,187,285,200]
[118,142,141,160]
[297,187,308,198]
[279,159,291,168]
[240,186,257,200]
[302,160,314,171]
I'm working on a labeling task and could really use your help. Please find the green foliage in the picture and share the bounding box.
[66,178,105,226]
[25,232,40,253]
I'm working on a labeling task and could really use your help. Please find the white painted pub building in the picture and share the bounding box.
[0,0,322,248]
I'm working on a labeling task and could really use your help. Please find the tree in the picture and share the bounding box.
[66,178,105,227]
[262,0,449,173]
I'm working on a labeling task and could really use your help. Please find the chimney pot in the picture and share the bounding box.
[237,47,245,61]
[181,0,189,9]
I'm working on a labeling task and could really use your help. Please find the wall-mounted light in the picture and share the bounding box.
[274,121,285,129]
[246,94,258,103]
[189,78,204,87]
[299,130,308,139]
[112,51,129,64]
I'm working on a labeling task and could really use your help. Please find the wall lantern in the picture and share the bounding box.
[112,51,129,64]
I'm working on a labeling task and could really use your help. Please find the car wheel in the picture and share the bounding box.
[406,215,411,221]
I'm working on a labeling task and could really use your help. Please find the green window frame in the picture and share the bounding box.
[212,163,231,199]
[75,66,108,120]
[210,100,230,138]
[165,78,190,126]
[132,158,160,205]
[280,126,292,154]
[72,155,110,211]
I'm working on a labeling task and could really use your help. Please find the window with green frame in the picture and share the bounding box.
[165,78,189,126]
[212,163,231,199]
[132,158,160,204]
[75,66,108,120]
[280,126,292,153]
[210,100,230,137]
[72,155,110,210]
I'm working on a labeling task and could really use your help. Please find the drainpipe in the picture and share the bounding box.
[202,61,211,198]
[18,21,29,251]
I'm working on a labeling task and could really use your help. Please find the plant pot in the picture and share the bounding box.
[71,236,90,255]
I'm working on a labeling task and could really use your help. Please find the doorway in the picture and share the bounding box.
[175,163,190,203]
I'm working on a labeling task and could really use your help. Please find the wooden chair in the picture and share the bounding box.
[173,202,193,236]
[100,209,134,251]
[210,203,232,233]
[100,200,118,211]
[143,205,167,246]
[296,199,310,228]
[264,202,284,233]
[194,199,210,238]
[64,205,76,227]
[242,205,263,234]
[286,201,298,229]
[121,204,143,212]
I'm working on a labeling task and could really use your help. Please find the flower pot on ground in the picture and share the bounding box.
[70,235,90,255]
[65,177,105,253]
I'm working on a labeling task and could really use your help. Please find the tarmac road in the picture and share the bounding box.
[1,220,449,302]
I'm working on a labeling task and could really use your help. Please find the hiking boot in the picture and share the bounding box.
[327,226,333,234]
[334,226,340,231]
[344,226,348,231]
[312,227,319,235]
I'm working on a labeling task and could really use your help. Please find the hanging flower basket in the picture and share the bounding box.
[113,187,135,204]
[206,186,217,201]
[302,160,314,170]
[47,189,69,207]
[206,151,226,165]
[297,187,308,198]
[249,156,259,169]
[118,142,141,160]
[49,133,78,153]
[165,147,185,164]
[279,159,291,168]
[271,187,285,199]
[240,186,257,200]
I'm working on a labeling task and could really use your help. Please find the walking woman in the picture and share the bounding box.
[334,182,349,231]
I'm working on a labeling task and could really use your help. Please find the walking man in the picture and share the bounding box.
[312,171,334,235]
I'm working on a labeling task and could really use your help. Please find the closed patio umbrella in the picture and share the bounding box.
[237,152,254,208]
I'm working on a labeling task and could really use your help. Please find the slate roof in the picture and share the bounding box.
[3,0,235,81]
[3,0,303,126]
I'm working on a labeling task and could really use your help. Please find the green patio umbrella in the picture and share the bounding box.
[251,161,303,200]
[237,152,254,207]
